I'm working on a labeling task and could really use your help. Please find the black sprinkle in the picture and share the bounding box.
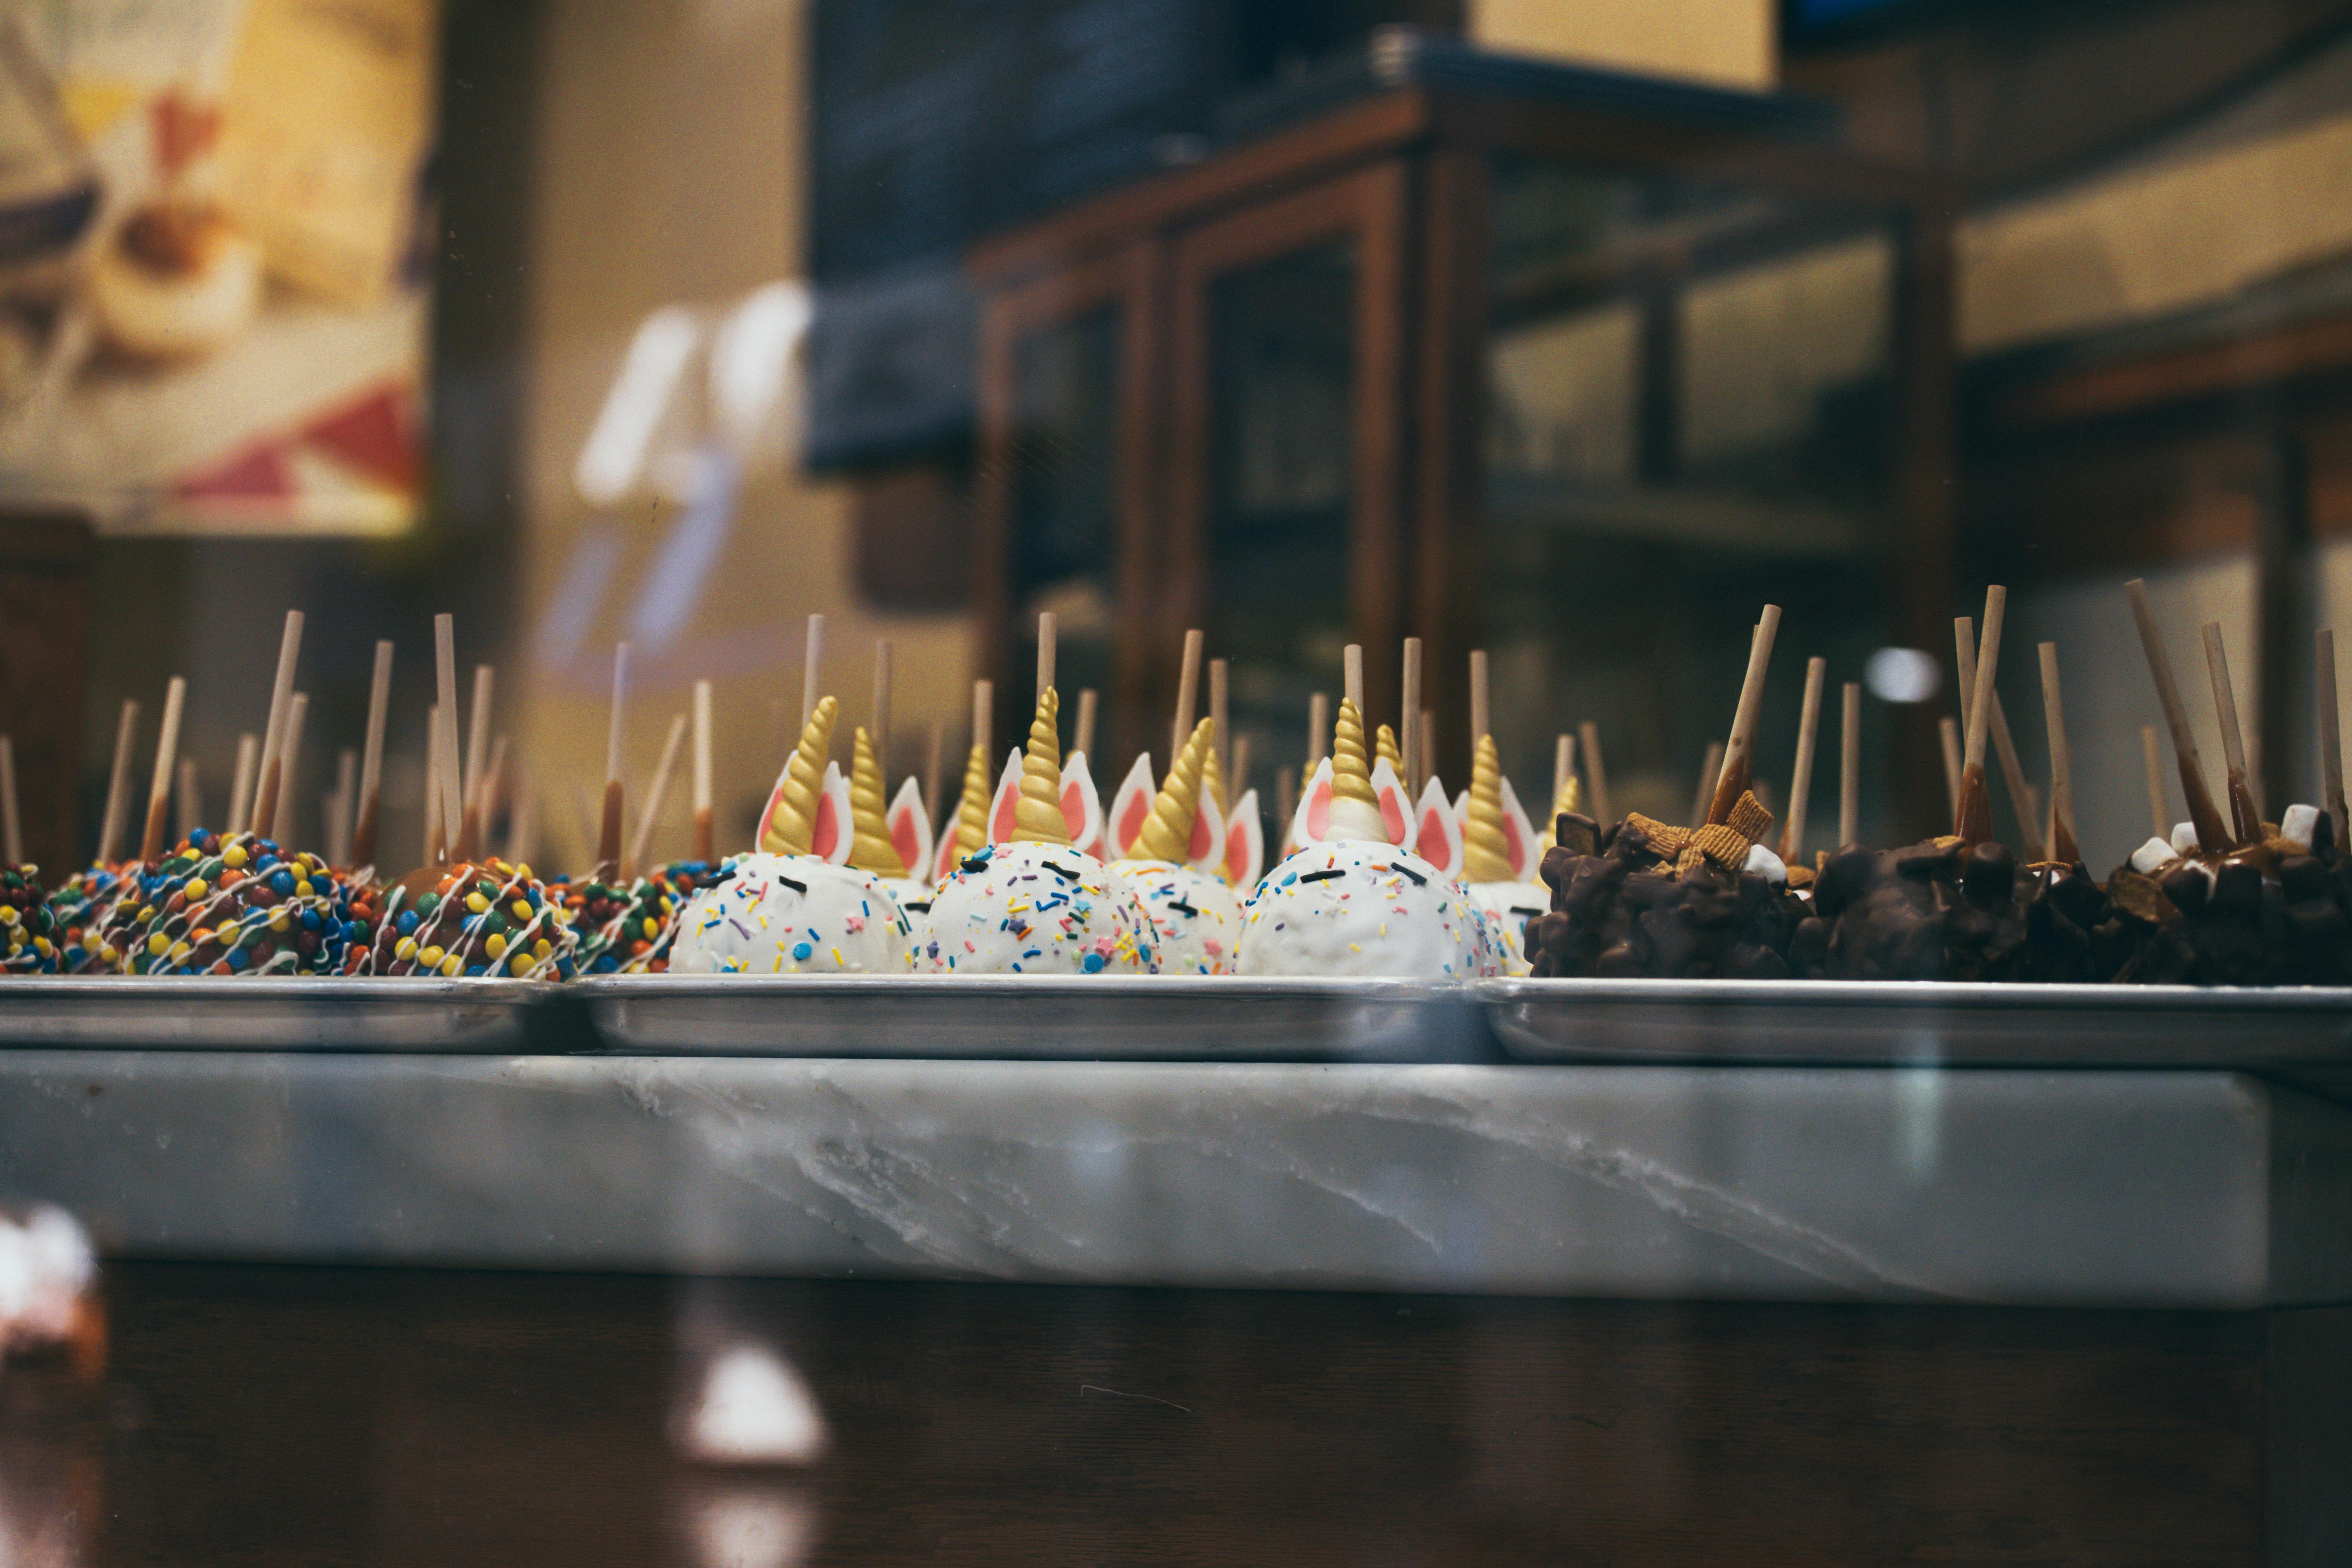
[1047,862,1080,882]
[1381,863,1428,885]
[1169,899,1198,917]
[960,855,992,874]
[777,874,808,894]
[1299,869,1346,884]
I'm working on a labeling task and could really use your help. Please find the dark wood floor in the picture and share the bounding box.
[2,1261,2340,1565]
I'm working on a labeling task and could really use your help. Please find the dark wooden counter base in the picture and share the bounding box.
[9,1263,2345,1565]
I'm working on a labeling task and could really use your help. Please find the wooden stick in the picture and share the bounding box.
[1401,638,1423,795]
[1210,658,1230,802]
[2037,643,2081,866]
[1691,741,1725,827]
[1839,682,1860,848]
[2141,726,2168,839]
[249,610,304,840]
[97,699,139,864]
[0,736,19,864]
[138,677,183,865]
[1173,629,1205,764]
[1419,709,1436,791]
[2125,579,2230,854]
[423,707,443,866]
[2202,622,2260,847]
[1036,612,1057,699]
[432,615,465,859]
[598,643,629,876]
[351,640,392,870]
[1779,657,1825,861]
[1706,604,1781,824]
[1308,693,1329,769]
[625,712,688,879]
[270,692,307,845]
[1075,688,1097,760]
[1937,717,1963,818]
[922,720,945,839]
[1951,588,2006,844]
[1275,765,1296,844]
[1468,649,1490,744]
[800,614,825,731]
[1342,643,1363,717]
[872,640,893,772]
[972,680,993,769]
[174,757,200,844]
[1579,720,1612,825]
[507,760,538,868]
[1956,614,2043,858]
[1553,733,1574,809]
[2321,630,2346,848]
[462,665,494,815]
[692,680,714,862]
[330,747,358,867]
[227,734,258,836]
[2246,724,2266,821]
[1232,734,1252,802]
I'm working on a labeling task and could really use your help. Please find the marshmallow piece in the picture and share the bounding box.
[2282,803,2320,850]
[2171,821,2200,855]
[2129,837,2177,876]
[1743,842,1787,884]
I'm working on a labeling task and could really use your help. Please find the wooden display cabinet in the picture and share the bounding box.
[968,31,1956,839]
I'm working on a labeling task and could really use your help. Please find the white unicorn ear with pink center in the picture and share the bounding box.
[1412,774,1462,879]
[1368,757,1412,846]
[1223,789,1263,888]
[1106,752,1155,859]
[809,761,854,865]
[985,748,1023,844]
[1496,773,1540,883]
[1060,750,1103,855]
[886,776,934,886]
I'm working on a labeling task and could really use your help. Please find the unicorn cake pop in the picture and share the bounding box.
[669,696,914,974]
[1238,697,1498,979]
[1459,735,1550,974]
[919,686,1156,974]
[1104,718,1242,974]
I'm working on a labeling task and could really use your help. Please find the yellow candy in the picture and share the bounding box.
[533,937,551,959]
[223,845,248,868]
[394,936,418,962]
[296,880,314,898]
[0,906,15,927]
[184,878,208,899]
[270,913,290,933]
[135,905,154,924]
[641,916,658,939]
[515,864,533,881]
[440,954,462,977]
[466,891,489,915]
[98,944,116,963]
[147,931,170,956]
[508,952,533,976]
[484,933,507,961]
[419,944,445,968]
[33,936,50,956]
[511,900,531,922]
[169,942,191,962]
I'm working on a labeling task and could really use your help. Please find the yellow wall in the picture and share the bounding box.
[518,0,969,873]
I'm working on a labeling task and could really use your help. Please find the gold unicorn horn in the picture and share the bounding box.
[1538,771,1583,851]
[1462,733,1513,882]
[1199,735,1227,819]
[847,726,906,876]
[952,741,989,854]
[761,694,836,856]
[1009,687,1071,845]
[1333,698,1378,807]
[1130,718,1213,864]
[1375,723,1403,778]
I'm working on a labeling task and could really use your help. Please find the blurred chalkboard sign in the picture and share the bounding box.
[807,0,1238,469]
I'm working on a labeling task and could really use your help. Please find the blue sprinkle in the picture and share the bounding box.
[1083,952,1105,973]
[791,940,814,961]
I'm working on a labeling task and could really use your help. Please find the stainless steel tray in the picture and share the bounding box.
[576,974,1488,1061]
[0,977,548,1052]
[1485,978,2352,1075]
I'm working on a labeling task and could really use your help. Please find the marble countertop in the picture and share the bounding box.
[3,1048,2343,1308]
